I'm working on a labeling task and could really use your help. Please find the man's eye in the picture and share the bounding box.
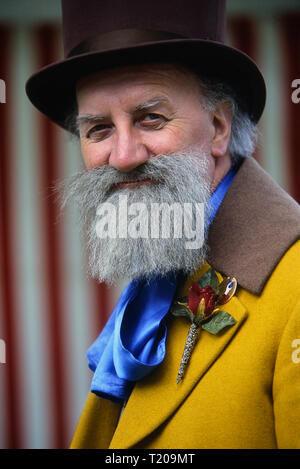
[140,113,167,127]
[87,124,109,138]
[144,113,161,120]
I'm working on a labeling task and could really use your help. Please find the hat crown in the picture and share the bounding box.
[62,0,226,57]
[26,0,266,129]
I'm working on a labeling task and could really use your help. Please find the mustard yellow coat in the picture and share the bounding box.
[70,158,300,449]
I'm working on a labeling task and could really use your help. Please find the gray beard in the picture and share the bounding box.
[59,149,212,285]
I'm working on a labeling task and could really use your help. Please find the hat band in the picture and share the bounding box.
[67,28,187,57]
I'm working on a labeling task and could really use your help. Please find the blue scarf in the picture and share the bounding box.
[87,168,236,402]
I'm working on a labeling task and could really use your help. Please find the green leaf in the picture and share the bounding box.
[197,268,219,294]
[171,303,194,322]
[201,310,236,335]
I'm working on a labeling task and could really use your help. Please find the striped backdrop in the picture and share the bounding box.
[0,11,300,448]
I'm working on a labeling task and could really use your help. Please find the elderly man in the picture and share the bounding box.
[26,0,300,449]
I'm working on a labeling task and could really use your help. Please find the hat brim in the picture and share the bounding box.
[25,38,266,130]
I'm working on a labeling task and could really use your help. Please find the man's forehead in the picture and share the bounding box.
[76,62,200,96]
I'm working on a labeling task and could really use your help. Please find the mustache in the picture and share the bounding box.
[57,150,209,210]
[93,163,165,195]
[57,155,162,206]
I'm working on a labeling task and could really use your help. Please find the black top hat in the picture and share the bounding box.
[25,0,266,130]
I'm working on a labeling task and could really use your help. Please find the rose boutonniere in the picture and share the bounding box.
[171,268,237,383]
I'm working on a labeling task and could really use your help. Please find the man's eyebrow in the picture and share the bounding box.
[134,97,170,112]
[76,113,105,128]
[76,97,170,130]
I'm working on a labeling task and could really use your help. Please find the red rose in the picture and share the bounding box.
[188,283,216,318]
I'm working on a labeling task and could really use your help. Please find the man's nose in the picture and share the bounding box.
[108,127,151,172]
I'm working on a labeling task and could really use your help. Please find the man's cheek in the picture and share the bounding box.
[80,142,105,169]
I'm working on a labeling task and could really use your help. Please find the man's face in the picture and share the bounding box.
[63,63,231,284]
[76,63,216,183]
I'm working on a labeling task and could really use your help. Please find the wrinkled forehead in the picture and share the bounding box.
[75,62,202,100]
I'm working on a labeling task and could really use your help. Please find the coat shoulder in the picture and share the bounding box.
[238,238,300,329]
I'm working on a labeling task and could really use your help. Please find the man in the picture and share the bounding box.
[26,0,300,449]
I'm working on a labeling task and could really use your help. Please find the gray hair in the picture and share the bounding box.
[196,76,259,163]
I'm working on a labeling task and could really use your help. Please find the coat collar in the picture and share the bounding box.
[207,157,300,295]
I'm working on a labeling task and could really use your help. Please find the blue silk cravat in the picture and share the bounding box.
[87,167,236,402]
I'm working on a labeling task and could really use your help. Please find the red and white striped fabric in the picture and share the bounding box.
[0,13,299,448]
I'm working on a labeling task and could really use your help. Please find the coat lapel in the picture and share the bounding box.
[110,266,248,449]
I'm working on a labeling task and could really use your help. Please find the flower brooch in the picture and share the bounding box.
[171,268,237,383]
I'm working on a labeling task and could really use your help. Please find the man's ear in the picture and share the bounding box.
[210,101,232,158]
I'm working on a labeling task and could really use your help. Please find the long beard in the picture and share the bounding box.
[59,149,212,285]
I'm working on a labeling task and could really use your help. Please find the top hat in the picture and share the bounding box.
[25,0,266,131]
